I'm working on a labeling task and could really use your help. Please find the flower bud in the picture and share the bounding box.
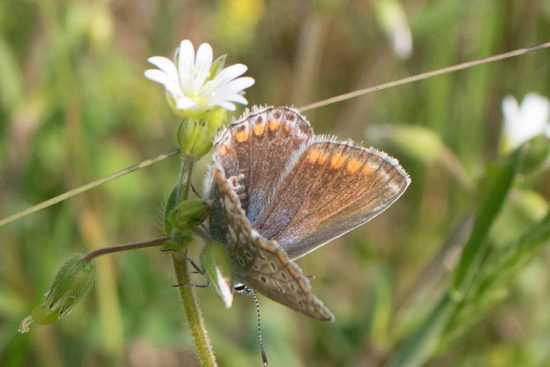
[177,119,212,159]
[201,241,234,308]
[177,109,228,158]
[19,255,96,333]
[168,199,212,232]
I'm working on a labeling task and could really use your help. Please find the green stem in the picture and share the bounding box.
[172,154,217,367]
[177,155,195,201]
[81,238,169,263]
[298,41,550,112]
[0,149,180,228]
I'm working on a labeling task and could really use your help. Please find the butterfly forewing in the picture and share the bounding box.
[254,140,410,260]
[208,161,334,321]
[213,107,313,223]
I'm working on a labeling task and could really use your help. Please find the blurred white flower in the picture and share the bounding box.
[375,0,413,59]
[145,40,255,117]
[502,93,550,149]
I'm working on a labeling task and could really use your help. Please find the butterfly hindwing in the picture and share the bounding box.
[207,161,334,321]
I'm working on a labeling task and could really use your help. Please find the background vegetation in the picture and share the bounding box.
[1,0,550,366]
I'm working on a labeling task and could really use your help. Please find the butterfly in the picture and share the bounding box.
[204,106,410,321]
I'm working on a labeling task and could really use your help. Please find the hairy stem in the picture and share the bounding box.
[172,154,217,366]
[81,238,169,263]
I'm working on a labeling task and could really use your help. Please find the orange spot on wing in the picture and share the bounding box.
[317,153,328,165]
[268,119,281,131]
[276,251,287,265]
[218,145,227,155]
[361,164,374,176]
[258,240,275,253]
[287,266,299,279]
[307,149,321,164]
[297,279,309,292]
[346,159,362,173]
[234,129,249,142]
[252,123,265,136]
[330,153,346,169]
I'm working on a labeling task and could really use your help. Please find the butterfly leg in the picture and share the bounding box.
[190,183,202,198]
[172,280,210,288]
[161,249,211,288]
[161,248,204,274]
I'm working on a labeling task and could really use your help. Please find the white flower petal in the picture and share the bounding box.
[144,70,183,99]
[147,56,179,82]
[176,96,197,110]
[144,69,170,85]
[217,101,237,111]
[214,77,255,99]
[522,93,550,133]
[502,96,524,147]
[193,43,213,88]
[223,94,248,105]
[179,40,196,91]
[213,64,248,85]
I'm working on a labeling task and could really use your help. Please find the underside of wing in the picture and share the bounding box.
[254,139,410,260]
[207,161,334,321]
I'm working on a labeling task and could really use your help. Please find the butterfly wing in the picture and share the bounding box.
[206,160,334,321]
[212,106,313,223]
[254,140,410,260]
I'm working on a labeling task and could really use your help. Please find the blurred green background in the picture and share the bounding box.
[1,0,550,366]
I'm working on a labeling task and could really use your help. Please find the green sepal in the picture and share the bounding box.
[208,54,227,81]
[162,229,193,253]
[201,241,234,308]
[204,107,227,135]
[168,199,212,232]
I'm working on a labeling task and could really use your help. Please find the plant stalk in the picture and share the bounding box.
[172,154,217,367]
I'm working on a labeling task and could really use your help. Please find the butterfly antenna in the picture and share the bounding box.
[251,290,268,366]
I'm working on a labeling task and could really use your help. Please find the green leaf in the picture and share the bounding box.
[164,186,179,236]
[388,294,454,367]
[451,147,524,298]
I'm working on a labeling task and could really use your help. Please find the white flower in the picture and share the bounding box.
[502,93,550,149]
[145,40,255,116]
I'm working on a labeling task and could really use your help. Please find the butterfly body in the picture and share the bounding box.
[204,106,410,320]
